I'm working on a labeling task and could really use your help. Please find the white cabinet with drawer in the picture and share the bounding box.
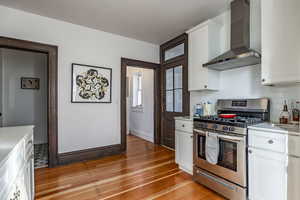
[0,126,34,200]
[248,126,289,200]
[175,118,193,175]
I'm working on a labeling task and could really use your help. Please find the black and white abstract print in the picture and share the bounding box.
[72,64,112,103]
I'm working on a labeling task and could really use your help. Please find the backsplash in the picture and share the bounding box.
[190,65,300,122]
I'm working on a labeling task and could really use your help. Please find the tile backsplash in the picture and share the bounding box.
[190,65,300,122]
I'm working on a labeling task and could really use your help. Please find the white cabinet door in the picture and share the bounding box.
[188,26,209,91]
[176,131,193,174]
[261,0,300,85]
[8,170,29,200]
[248,147,287,200]
[187,21,220,91]
[288,156,300,200]
[24,157,34,200]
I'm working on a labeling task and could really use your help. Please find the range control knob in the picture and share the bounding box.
[222,126,229,131]
[228,127,235,132]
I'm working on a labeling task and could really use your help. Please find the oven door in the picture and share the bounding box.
[193,129,247,187]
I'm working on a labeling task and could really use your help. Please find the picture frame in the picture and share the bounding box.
[21,77,40,89]
[71,63,112,103]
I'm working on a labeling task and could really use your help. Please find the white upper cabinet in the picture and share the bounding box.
[187,20,221,91]
[261,0,300,85]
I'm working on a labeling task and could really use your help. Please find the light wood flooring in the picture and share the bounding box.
[35,135,225,200]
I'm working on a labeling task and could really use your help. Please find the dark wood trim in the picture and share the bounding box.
[159,33,190,148]
[161,34,188,65]
[120,58,160,151]
[0,36,59,167]
[57,144,122,165]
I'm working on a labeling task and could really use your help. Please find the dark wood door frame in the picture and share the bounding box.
[121,58,160,151]
[0,36,59,167]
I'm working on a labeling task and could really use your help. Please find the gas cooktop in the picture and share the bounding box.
[194,115,263,128]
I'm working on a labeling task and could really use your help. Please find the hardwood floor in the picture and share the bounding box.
[35,135,225,200]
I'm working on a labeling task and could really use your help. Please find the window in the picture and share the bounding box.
[164,43,185,62]
[165,65,183,112]
[132,72,143,107]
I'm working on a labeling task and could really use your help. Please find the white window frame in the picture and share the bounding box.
[132,72,143,109]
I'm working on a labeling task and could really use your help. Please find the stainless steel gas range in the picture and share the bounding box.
[193,98,270,200]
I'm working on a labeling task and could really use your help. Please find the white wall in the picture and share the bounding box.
[0,5,159,153]
[1,49,48,144]
[190,0,300,122]
[127,67,154,142]
[190,65,300,122]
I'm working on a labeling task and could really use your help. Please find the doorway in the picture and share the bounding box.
[0,48,48,168]
[0,37,58,167]
[126,66,154,142]
[120,58,160,150]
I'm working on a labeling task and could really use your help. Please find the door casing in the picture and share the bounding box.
[120,58,161,151]
[0,36,59,167]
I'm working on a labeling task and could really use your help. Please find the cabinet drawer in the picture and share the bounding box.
[175,120,193,133]
[248,130,286,153]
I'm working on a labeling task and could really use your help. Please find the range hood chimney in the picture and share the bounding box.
[203,0,261,71]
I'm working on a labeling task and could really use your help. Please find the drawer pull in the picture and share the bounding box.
[268,140,274,144]
[248,150,252,154]
[190,135,193,139]
[182,124,185,127]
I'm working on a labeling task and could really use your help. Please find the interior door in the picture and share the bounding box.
[160,34,189,149]
[161,61,189,148]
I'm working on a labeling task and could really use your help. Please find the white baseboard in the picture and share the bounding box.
[130,129,154,143]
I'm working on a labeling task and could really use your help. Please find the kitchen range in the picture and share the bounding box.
[193,98,269,200]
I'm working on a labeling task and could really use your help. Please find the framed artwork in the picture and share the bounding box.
[71,63,112,103]
[21,77,40,89]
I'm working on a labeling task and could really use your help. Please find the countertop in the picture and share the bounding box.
[0,126,34,166]
[174,116,193,121]
[249,122,300,136]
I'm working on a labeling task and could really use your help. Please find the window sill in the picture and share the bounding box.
[131,106,144,113]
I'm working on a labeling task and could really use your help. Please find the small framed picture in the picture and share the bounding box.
[71,63,112,103]
[21,77,40,89]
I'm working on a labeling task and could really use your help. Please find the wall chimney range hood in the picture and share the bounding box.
[203,0,261,71]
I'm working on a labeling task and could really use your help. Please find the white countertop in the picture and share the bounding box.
[249,122,300,136]
[0,126,34,166]
[174,116,193,122]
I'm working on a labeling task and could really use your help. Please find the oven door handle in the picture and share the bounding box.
[218,134,244,142]
[194,129,206,135]
[194,129,244,142]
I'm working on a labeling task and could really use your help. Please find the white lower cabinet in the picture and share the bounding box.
[8,170,29,200]
[176,131,193,174]
[0,127,34,200]
[288,156,300,200]
[175,119,193,175]
[248,147,287,200]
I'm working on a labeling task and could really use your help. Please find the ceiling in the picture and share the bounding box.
[0,0,229,44]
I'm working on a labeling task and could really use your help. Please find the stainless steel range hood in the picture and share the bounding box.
[203,0,261,71]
